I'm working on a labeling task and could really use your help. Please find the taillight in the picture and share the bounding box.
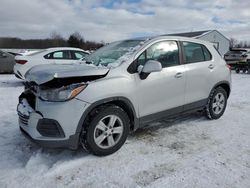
[15,60,27,65]
[226,64,231,70]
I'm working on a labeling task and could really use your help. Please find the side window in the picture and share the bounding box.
[44,50,71,59]
[135,41,179,68]
[183,42,212,63]
[146,41,179,68]
[72,51,88,60]
[53,51,63,58]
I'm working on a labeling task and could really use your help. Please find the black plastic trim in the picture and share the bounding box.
[139,99,207,127]
[183,99,207,112]
[140,106,183,126]
[37,118,65,138]
[75,97,139,134]
[211,80,231,98]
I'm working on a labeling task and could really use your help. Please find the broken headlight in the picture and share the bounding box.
[39,84,87,102]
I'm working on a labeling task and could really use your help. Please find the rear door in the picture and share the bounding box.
[181,41,214,109]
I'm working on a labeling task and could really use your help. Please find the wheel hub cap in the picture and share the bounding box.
[212,92,225,115]
[93,115,124,149]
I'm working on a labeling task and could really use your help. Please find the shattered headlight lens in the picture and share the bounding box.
[39,84,87,102]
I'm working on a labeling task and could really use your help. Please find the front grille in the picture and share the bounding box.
[18,111,29,125]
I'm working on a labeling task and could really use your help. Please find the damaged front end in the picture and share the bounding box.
[23,64,109,102]
[17,63,108,149]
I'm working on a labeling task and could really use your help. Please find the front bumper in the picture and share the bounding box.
[17,94,90,149]
[20,126,80,149]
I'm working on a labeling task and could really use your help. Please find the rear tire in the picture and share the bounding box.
[80,105,130,156]
[205,87,227,120]
[235,68,240,73]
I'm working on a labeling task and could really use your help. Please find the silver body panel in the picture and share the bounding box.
[18,36,231,149]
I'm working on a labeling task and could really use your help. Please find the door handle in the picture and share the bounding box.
[175,72,183,78]
[208,64,214,69]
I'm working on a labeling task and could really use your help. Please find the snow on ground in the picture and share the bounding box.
[0,73,250,188]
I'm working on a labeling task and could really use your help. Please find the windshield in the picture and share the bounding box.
[85,40,144,67]
[27,50,47,56]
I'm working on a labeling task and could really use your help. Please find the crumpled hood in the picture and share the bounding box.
[25,64,109,85]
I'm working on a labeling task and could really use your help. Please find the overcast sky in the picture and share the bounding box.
[0,0,249,42]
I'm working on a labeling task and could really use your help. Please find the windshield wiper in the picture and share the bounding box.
[85,60,94,65]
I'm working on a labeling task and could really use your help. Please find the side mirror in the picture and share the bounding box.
[140,60,162,73]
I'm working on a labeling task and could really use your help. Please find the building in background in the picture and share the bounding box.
[167,30,230,56]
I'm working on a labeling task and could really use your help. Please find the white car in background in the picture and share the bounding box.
[14,47,89,79]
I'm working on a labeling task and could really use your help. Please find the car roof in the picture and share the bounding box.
[126,35,212,46]
[46,47,87,51]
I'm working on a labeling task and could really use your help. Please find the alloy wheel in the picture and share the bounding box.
[212,92,225,115]
[93,115,124,149]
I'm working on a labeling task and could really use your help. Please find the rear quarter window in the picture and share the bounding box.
[183,42,212,63]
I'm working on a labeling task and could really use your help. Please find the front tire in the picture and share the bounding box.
[205,87,228,120]
[80,105,130,156]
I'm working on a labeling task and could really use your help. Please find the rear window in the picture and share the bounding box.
[72,51,88,59]
[27,50,47,56]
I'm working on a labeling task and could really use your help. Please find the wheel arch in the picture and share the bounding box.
[75,97,139,136]
[212,81,231,98]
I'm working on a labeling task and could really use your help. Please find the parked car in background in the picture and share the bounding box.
[234,50,250,73]
[17,36,231,156]
[224,48,249,68]
[0,50,15,73]
[7,52,22,56]
[246,51,250,63]
[14,47,89,79]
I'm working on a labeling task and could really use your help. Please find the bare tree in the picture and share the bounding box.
[50,32,63,40]
[229,37,238,48]
[67,32,85,48]
[0,31,103,50]
[50,32,66,47]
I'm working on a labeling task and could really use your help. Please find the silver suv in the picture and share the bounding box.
[17,36,231,156]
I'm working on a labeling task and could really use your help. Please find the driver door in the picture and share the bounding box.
[134,40,186,122]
